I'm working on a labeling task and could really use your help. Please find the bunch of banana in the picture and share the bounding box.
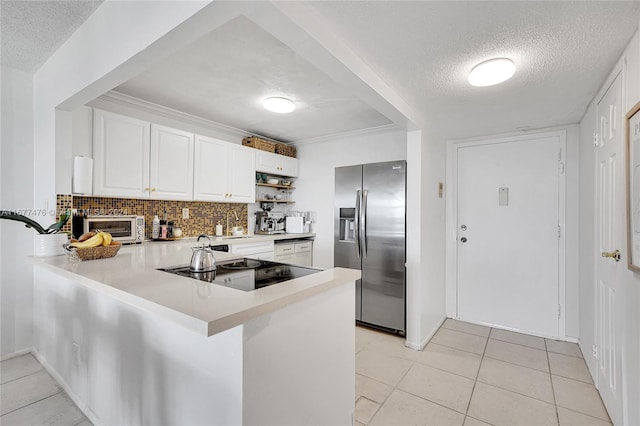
[70,231,113,249]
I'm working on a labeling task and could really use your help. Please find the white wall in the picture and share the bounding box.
[1,66,35,357]
[294,127,407,268]
[578,27,640,426]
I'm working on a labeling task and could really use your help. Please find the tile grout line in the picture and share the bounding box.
[463,327,491,420]
[0,368,46,386]
[544,338,562,426]
[0,388,63,418]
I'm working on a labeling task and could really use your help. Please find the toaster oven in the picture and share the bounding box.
[81,215,145,244]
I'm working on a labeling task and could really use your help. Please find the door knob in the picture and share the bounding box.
[460,224,467,231]
[601,250,621,262]
[460,237,468,243]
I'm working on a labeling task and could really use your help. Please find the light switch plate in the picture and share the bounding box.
[182,208,189,219]
[499,187,509,206]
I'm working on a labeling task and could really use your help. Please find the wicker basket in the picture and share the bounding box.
[275,143,297,158]
[242,136,276,153]
[66,242,122,261]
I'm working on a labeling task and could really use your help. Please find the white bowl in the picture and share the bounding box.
[267,178,279,185]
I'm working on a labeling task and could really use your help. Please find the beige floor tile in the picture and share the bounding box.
[417,343,482,380]
[552,375,610,421]
[369,389,465,426]
[73,421,93,426]
[557,407,612,426]
[0,370,60,415]
[356,349,413,386]
[397,363,475,413]
[468,382,558,426]
[464,416,493,426]
[365,335,421,362]
[485,339,549,372]
[356,326,383,353]
[548,352,593,383]
[355,397,380,424]
[490,328,546,350]
[0,393,87,426]
[431,328,487,355]
[442,319,491,337]
[545,339,583,358]
[477,357,554,403]
[1,354,43,384]
[355,374,393,404]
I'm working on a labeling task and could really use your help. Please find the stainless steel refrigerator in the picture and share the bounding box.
[334,161,406,334]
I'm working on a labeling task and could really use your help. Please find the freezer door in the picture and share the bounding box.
[361,161,406,332]
[335,165,363,320]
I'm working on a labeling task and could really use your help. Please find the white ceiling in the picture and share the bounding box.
[0,0,103,72]
[114,15,392,143]
[306,1,640,140]
[2,1,640,143]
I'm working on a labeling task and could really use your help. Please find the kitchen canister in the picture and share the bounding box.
[34,233,69,257]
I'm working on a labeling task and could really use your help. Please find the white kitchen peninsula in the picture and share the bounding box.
[29,241,359,426]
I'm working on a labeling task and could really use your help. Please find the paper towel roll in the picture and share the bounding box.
[73,156,93,195]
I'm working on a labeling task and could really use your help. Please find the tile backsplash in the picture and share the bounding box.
[57,194,248,239]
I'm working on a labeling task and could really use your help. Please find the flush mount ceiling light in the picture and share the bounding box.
[263,97,296,113]
[468,58,516,87]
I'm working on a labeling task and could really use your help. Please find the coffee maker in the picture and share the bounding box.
[255,211,285,235]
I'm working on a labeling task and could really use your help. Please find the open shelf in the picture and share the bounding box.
[256,182,295,190]
[256,199,295,204]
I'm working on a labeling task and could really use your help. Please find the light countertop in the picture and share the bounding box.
[147,232,315,246]
[29,237,360,337]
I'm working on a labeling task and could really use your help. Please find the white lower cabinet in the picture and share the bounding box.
[193,135,255,203]
[274,240,313,266]
[230,241,274,261]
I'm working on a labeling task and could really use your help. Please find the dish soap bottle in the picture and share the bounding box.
[215,220,223,237]
[152,215,160,239]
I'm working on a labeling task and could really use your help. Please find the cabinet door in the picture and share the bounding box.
[227,145,256,203]
[255,150,279,174]
[279,156,299,178]
[293,252,312,267]
[93,110,150,198]
[150,124,194,200]
[193,135,229,202]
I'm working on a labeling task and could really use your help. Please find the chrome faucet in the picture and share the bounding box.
[226,209,240,236]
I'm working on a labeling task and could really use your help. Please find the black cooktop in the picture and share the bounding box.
[158,258,320,292]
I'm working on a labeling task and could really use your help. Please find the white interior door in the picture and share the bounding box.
[456,135,562,337]
[595,73,623,426]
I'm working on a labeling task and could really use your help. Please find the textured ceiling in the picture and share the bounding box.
[114,15,392,143]
[307,1,640,140]
[2,1,639,143]
[0,0,103,72]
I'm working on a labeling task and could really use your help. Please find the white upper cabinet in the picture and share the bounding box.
[93,110,151,198]
[193,135,255,203]
[255,150,298,177]
[93,110,194,200]
[150,124,194,201]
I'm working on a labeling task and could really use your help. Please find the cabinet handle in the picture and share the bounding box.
[229,193,233,197]
[144,187,149,192]
[151,188,157,192]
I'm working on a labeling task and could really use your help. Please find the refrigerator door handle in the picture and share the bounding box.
[361,189,368,258]
[355,190,361,258]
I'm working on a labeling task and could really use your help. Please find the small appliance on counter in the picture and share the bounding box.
[286,211,311,234]
[74,214,144,244]
[255,211,285,235]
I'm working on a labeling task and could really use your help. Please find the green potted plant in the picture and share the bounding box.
[0,210,71,256]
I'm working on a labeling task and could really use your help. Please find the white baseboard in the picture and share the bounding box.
[1,347,32,362]
[405,316,447,350]
[31,349,103,426]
